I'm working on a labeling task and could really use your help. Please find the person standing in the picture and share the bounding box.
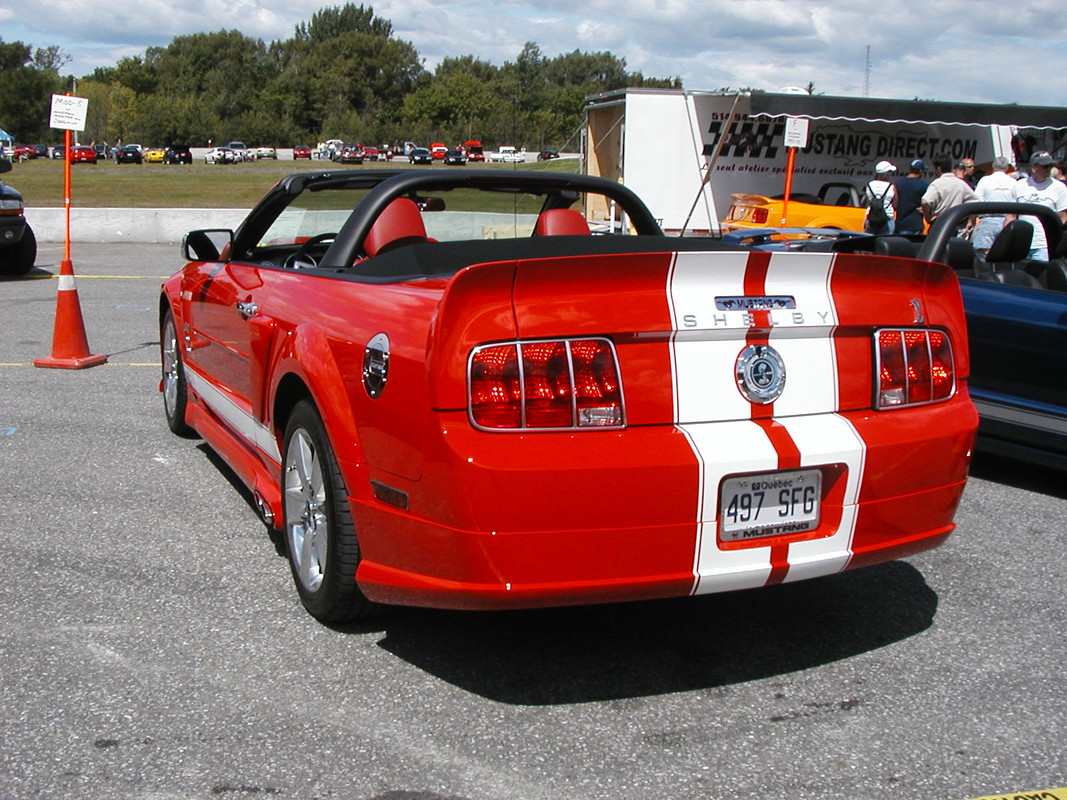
[894,159,929,235]
[921,153,978,227]
[1005,151,1067,261]
[863,160,897,234]
[971,156,1018,252]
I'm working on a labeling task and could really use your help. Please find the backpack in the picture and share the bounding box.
[865,182,892,232]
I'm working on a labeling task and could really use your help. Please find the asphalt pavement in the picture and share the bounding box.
[1,242,1065,800]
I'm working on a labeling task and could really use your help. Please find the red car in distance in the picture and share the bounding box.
[69,145,97,163]
[292,145,311,160]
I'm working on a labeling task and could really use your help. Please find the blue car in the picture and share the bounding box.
[921,203,1067,468]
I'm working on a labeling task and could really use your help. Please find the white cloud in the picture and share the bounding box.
[1,0,1065,104]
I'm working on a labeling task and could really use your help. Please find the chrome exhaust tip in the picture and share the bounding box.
[253,492,275,527]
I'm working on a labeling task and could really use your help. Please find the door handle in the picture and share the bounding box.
[236,300,258,319]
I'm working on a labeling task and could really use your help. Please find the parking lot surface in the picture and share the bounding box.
[2,243,1065,800]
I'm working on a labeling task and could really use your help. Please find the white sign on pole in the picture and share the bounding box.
[784,116,810,149]
[49,95,89,132]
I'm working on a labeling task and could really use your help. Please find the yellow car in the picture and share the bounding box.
[721,181,867,233]
[145,147,166,163]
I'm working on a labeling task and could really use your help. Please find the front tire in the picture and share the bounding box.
[283,400,372,622]
[160,310,193,436]
[0,225,36,276]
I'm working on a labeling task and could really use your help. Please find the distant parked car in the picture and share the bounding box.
[32,144,48,158]
[488,146,524,163]
[408,147,433,165]
[69,145,97,163]
[226,142,250,162]
[444,149,467,165]
[93,144,109,160]
[537,149,560,161]
[362,146,380,161]
[51,145,65,160]
[164,144,193,164]
[13,144,35,160]
[335,143,364,164]
[144,147,166,163]
[429,143,447,160]
[115,145,143,164]
[292,145,311,160]
[205,147,235,164]
[255,146,277,160]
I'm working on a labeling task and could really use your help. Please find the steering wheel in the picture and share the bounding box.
[284,232,337,269]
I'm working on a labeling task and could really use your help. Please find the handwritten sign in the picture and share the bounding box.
[49,95,89,132]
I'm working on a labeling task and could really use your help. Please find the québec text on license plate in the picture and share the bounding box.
[719,469,821,541]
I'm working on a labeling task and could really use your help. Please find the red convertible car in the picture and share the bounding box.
[161,170,978,622]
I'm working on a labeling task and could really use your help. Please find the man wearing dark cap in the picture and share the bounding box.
[894,159,929,234]
[1006,151,1067,260]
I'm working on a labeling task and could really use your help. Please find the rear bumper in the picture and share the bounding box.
[352,398,977,610]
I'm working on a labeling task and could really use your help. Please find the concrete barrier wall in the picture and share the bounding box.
[24,208,251,243]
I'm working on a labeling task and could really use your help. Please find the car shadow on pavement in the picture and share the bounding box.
[969,451,1067,499]
[372,561,938,705]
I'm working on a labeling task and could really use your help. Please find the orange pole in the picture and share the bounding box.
[63,126,72,264]
[780,147,797,227]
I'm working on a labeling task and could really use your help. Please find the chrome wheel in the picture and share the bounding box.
[160,311,191,435]
[281,400,372,622]
[284,427,328,592]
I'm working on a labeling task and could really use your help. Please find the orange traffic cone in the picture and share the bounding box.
[34,258,108,370]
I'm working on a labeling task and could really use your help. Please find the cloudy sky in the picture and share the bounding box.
[2,0,1065,106]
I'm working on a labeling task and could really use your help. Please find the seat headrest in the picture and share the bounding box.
[364,198,428,257]
[873,236,918,258]
[534,208,591,236]
[986,219,1033,263]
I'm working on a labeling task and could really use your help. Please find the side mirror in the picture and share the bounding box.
[183,229,232,262]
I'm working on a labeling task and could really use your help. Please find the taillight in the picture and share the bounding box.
[469,338,625,430]
[876,329,955,409]
[752,207,769,224]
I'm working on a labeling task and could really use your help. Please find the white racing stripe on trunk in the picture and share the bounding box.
[668,250,865,592]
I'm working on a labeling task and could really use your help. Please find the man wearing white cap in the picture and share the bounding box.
[863,160,897,234]
[1005,151,1067,261]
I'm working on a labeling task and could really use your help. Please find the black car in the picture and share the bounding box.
[537,149,560,161]
[32,144,48,158]
[408,147,433,165]
[443,149,467,165]
[164,144,193,165]
[116,145,143,164]
[51,145,65,159]
[93,144,109,160]
[0,158,36,276]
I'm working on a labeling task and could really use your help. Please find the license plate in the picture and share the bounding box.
[719,469,821,541]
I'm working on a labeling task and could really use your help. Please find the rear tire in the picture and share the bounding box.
[282,400,373,623]
[0,225,36,276]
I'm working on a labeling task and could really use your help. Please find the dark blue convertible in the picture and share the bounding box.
[725,202,1067,468]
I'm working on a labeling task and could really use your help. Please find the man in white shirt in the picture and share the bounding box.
[1006,151,1067,261]
[971,156,1018,252]
[921,153,978,226]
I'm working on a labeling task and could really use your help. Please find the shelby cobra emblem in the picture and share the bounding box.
[735,344,786,404]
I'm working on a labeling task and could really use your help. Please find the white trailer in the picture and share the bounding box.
[583,88,1066,234]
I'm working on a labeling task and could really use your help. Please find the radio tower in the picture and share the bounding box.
[863,45,871,97]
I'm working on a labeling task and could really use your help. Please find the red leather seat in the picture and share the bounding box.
[534,208,590,236]
[364,198,429,256]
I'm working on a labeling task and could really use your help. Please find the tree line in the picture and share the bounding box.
[0,3,681,150]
